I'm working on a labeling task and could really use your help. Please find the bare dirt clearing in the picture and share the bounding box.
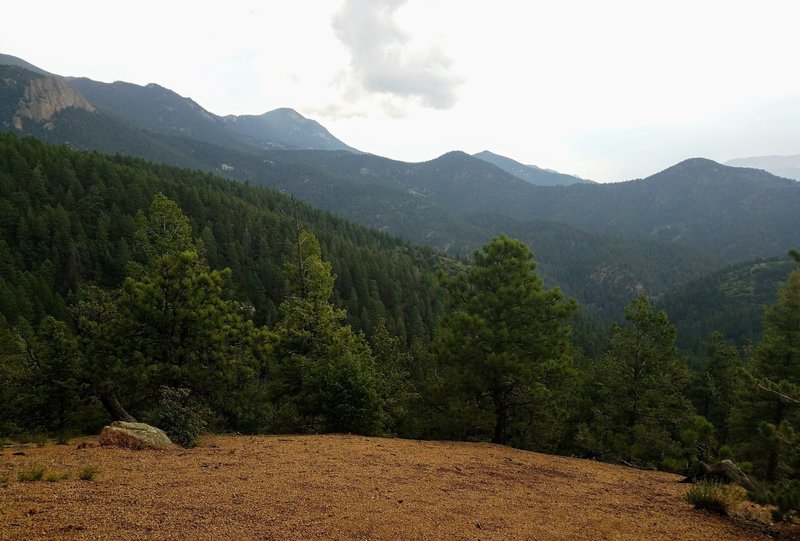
[0,434,786,540]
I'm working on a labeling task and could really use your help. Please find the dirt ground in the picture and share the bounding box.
[0,434,794,540]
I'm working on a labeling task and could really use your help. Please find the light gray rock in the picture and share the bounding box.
[99,421,173,450]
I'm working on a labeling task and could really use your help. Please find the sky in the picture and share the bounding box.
[2,0,799,182]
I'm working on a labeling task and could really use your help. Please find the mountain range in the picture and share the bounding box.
[726,153,800,181]
[1,53,798,323]
[473,150,593,186]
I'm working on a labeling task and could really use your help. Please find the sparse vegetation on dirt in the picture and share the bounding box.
[685,481,743,515]
[16,464,46,482]
[77,465,97,481]
[1,434,787,541]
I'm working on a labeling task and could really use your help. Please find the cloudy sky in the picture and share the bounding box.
[3,0,799,181]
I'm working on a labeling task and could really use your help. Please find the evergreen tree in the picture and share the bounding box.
[433,236,577,445]
[731,249,800,481]
[271,230,384,435]
[578,295,693,469]
[73,195,262,426]
[369,319,416,434]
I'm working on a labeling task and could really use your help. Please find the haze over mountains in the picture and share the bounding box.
[725,153,800,181]
[1,53,798,321]
[473,150,593,186]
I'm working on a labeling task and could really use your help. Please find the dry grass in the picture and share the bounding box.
[0,434,785,541]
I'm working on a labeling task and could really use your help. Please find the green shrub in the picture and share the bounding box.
[686,481,742,515]
[8,432,50,447]
[44,470,69,482]
[78,466,97,481]
[17,464,46,482]
[155,387,208,448]
[750,479,800,522]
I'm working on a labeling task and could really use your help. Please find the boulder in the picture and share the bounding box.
[99,421,173,450]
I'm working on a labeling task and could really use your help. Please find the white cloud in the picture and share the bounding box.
[330,0,463,116]
[1,0,799,180]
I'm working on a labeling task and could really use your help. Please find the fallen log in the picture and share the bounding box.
[682,459,762,493]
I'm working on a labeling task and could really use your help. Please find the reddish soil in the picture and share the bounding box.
[0,434,791,540]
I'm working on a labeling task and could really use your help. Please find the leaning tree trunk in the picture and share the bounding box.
[98,392,138,423]
[492,394,510,445]
[682,460,763,493]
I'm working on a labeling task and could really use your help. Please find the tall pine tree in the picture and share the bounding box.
[434,236,576,445]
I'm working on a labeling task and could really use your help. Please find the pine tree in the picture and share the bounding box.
[271,230,384,435]
[433,236,577,445]
[73,195,260,425]
[579,295,693,468]
[693,332,741,445]
[731,250,800,481]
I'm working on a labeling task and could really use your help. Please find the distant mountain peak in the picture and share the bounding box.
[725,153,800,181]
[223,108,359,153]
[473,150,593,186]
[0,54,50,76]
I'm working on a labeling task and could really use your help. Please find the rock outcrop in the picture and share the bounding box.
[99,421,173,450]
[12,77,94,129]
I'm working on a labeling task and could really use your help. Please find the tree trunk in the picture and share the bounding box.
[98,392,137,423]
[492,393,509,445]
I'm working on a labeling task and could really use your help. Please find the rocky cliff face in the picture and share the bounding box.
[13,77,94,129]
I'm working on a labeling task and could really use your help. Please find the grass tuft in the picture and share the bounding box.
[44,470,70,482]
[78,465,98,481]
[17,464,46,482]
[686,481,742,515]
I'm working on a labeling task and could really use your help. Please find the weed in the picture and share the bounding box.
[44,470,70,482]
[17,464,46,482]
[78,465,98,481]
[686,481,743,515]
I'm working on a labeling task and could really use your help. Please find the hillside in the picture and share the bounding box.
[0,434,777,541]
[2,58,798,318]
[473,149,592,186]
[659,257,797,355]
[4,60,797,266]
[0,132,444,346]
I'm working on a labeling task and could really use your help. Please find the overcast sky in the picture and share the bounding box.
[3,0,799,182]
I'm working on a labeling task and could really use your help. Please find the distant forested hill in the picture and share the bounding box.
[0,133,445,343]
[659,257,796,356]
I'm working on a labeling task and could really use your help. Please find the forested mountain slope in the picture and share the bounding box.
[2,59,798,319]
[659,257,796,355]
[0,133,444,343]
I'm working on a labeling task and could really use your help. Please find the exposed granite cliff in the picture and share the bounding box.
[13,76,94,129]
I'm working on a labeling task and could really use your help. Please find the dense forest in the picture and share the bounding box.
[0,133,798,519]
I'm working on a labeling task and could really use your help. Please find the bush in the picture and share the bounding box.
[155,387,208,448]
[78,465,97,481]
[17,464,46,482]
[44,470,69,482]
[751,479,800,522]
[686,481,742,515]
